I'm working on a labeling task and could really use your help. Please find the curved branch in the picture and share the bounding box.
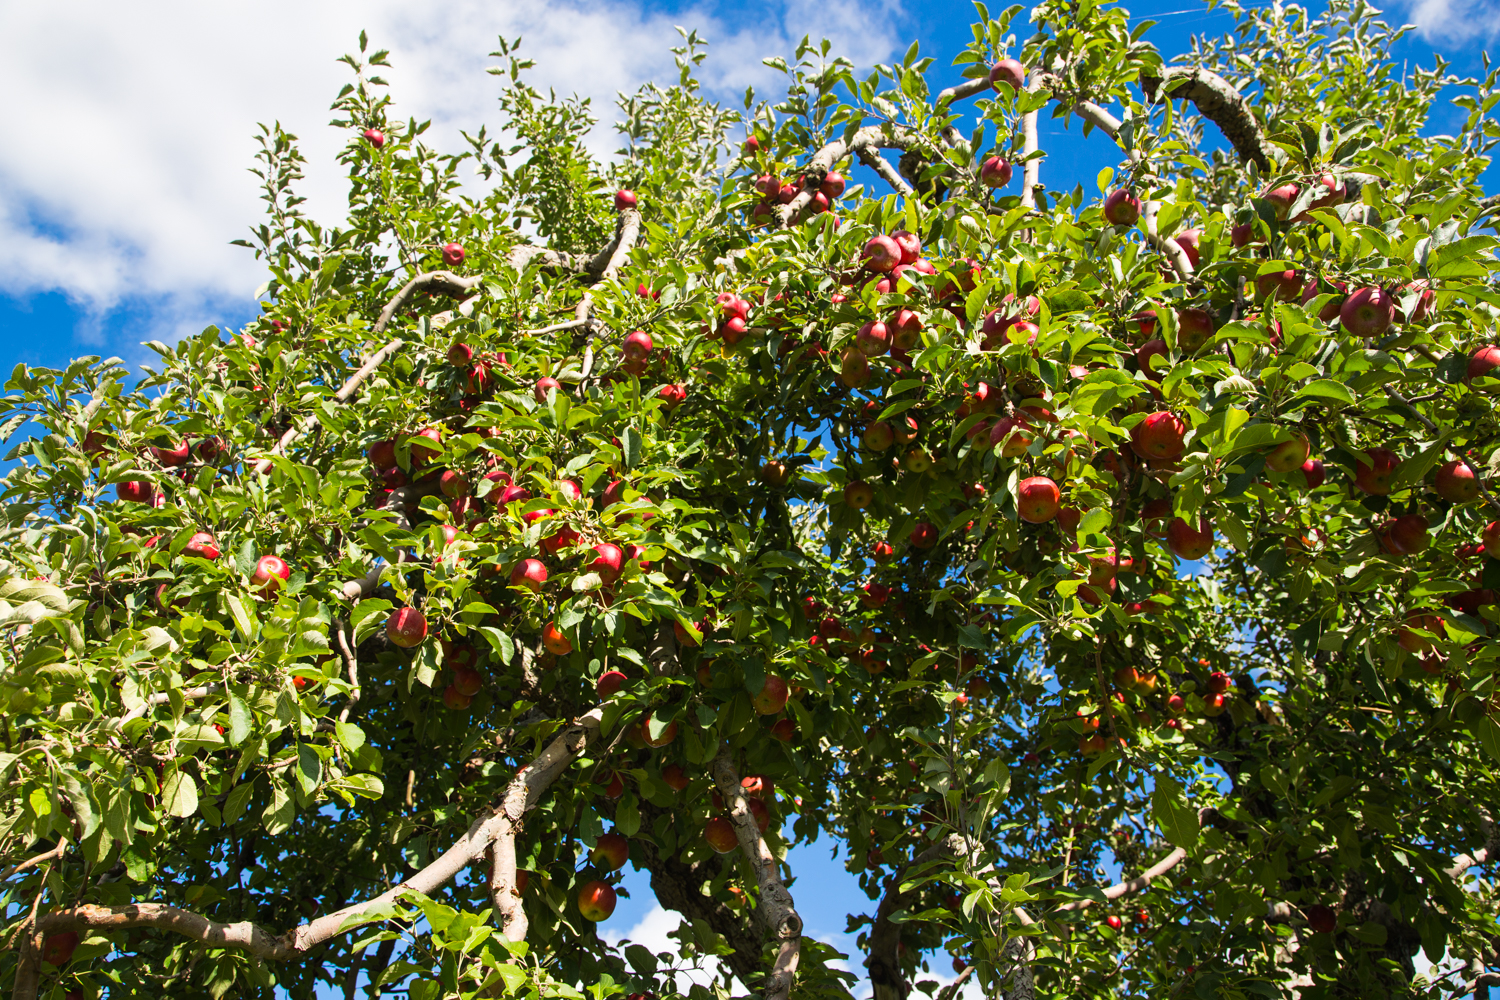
[1052,846,1188,912]
[335,623,360,725]
[373,272,483,337]
[119,684,222,726]
[780,125,919,225]
[1141,67,1275,170]
[26,706,606,971]
[0,838,67,882]
[858,147,915,197]
[711,751,801,1000]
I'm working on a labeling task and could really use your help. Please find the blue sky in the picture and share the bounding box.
[1,0,1493,994]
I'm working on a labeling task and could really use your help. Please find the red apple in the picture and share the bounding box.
[452,666,483,697]
[1483,520,1500,558]
[1176,308,1214,352]
[989,415,1034,458]
[705,817,739,853]
[534,377,562,403]
[856,320,891,356]
[845,481,875,509]
[1340,286,1395,338]
[1265,433,1310,474]
[441,242,465,267]
[658,383,686,408]
[1262,182,1300,219]
[577,879,617,921]
[362,128,385,148]
[989,58,1027,92]
[447,341,474,367]
[41,931,78,966]
[613,190,637,211]
[1353,449,1402,495]
[1136,338,1169,376]
[1383,514,1430,555]
[643,713,678,747]
[387,607,428,648]
[889,309,923,351]
[890,230,921,264]
[1103,189,1141,226]
[1017,476,1061,524]
[117,480,157,504]
[753,675,790,715]
[662,763,691,790]
[252,554,291,595]
[184,531,220,560]
[864,421,895,451]
[439,470,470,499]
[1104,914,1123,930]
[1434,459,1480,502]
[597,670,628,698]
[1467,346,1500,388]
[910,522,939,549]
[862,235,902,273]
[980,155,1013,188]
[510,558,548,592]
[1256,269,1302,302]
[1130,412,1187,461]
[1173,229,1202,269]
[622,330,653,362]
[1305,904,1337,935]
[1167,693,1186,714]
[542,622,573,656]
[1166,517,1214,560]
[770,718,796,741]
[592,831,629,871]
[1298,458,1326,489]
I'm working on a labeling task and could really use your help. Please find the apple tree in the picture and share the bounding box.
[4,2,1500,998]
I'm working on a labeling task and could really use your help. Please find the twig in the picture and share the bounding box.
[336,623,360,725]
[0,838,68,882]
[119,685,222,726]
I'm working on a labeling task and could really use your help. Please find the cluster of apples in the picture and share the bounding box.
[741,135,846,224]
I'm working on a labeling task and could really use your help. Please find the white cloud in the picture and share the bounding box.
[0,0,907,348]
[601,903,726,992]
[1393,0,1500,42]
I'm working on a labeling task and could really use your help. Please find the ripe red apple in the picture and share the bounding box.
[184,532,220,560]
[117,480,157,504]
[1104,914,1123,930]
[1256,269,1301,302]
[753,675,790,715]
[770,718,796,741]
[856,320,891,356]
[989,58,1027,92]
[862,236,902,273]
[41,931,79,966]
[577,879,617,921]
[705,817,739,853]
[862,420,895,452]
[592,831,629,871]
[603,771,624,798]
[1299,458,1326,489]
[1205,671,1231,694]
[510,558,548,592]
[1102,189,1141,226]
[622,330,653,363]
[662,763,691,790]
[980,155,1013,187]
[1176,308,1214,352]
[452,666,483,697]
[1017,476,1061,524]
[889,309,923,351]
[1262,182,1300,219]
[447,341,474,367]
[1130,412,1187,461]
[845,481,875,509]
[1467,346,1500,388]
[1340,286,1395,338]
[989,415,1034,457]
[151,440,191,467]
[597,670,628,698]
[1353,449,1402,495]
[542,622,573,656]
[1167,517,1214,560]
[441,242,465,267]
[910,522,939,549]
[387,607,428,648]
[1166,693,1186,714]
[890,230,921,264]
[438,470,470,499]
[1265,433,1310,473]
[1435,459,1480,502]
[1305,904,1337,935]
[362,128,385,148]
[1173,229,1202,269]
[252,554,291,595]
[534,377,562,403]
[613,190,637,211]
[1382,514,1430,555]
[1136,338,1169,376]
[1291,173,1345,222]
[658,383,686,408]
[1483,520,1500,558]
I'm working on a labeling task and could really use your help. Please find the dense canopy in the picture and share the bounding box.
[4,2,1500,998]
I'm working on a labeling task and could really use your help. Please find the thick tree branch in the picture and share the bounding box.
[1053,846,1188,912]
[17,705,607,997]
[711,751,801,1000]
[858,147,915,196]
[1020,79,1042,210]
[1141,67,1275,170]
[781,126,919,225]
[1143,200,1196,281]
[867,834,972,1000]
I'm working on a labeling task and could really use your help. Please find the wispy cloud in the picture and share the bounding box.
[1392,0,1500,42]
[0,0,908,349]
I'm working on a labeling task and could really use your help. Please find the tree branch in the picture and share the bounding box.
[867,834,972,1000]
[780,126,919,225]
[118,684,222,726]
[21,705,607,984]
[1142,200,1196,281]
[0,838,68,882]
[711,750,801,1000]
[1141,67,1275,170]
[336,622,360,725]
[1053,846,1188,912]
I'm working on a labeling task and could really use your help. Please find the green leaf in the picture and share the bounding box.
[224,594,256,643]
[353,599,393,644]
[1295,380,1355,405]
[162,770,199,818]
[335,722,366,753]
[1472,716,1500,765]
[1151,776,1199,849]
[227,688,252,745]
[297,743,323,795]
